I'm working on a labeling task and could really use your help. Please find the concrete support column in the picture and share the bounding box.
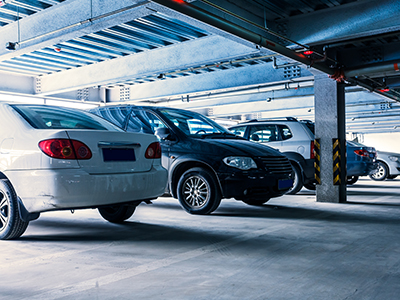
[314,74,347,203]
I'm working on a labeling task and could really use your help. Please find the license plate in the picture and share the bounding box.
[278,179,293,189]
[102,148,136,162]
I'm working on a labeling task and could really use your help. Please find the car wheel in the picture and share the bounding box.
[286,163,303,195]
[387,175,398,180]
[0,180,29,240]
[98,204,136,223]
[303,182,316,190]
[346,176,359,185]
[177,167,221,215]
[369,162,388,181]
[242,198,270,206]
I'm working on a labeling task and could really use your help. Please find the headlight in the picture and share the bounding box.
[223,156,257,170]
[389,156,399,162]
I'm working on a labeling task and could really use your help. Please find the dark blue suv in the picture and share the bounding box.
[91,105,293,214]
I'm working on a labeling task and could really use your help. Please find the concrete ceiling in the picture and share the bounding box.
[0,0,399,134]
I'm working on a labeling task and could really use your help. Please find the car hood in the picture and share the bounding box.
[193,138,283,157]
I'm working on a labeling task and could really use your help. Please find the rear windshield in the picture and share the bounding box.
[12,105,123,131]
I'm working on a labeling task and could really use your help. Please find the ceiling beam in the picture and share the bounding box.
[271,0,400,46]
[38,35,259,95]
[107,63,314,103]
[0,0,157,61]
[0,71,35,94]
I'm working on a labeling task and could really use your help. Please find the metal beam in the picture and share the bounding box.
[38,35,258,95]
[0,0,156,61]
[0,71,35,94]
[272,0,400,46]
[201,95,314,117]
[107,62,314,102]
[151,0,336,75]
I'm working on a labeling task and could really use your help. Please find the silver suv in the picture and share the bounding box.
[229,118,315,194]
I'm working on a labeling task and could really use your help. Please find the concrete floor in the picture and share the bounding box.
[1,178,399,300]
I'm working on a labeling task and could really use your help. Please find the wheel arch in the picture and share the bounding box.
[377,159,389,170]
[169,159,222,199]
[282,153,305,182]
[0,171,40,222]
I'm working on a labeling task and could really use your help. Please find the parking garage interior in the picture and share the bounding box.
[1,0,400,298]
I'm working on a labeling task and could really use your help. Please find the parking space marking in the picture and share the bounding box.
[1,243,115,269]
[28,224,287,299]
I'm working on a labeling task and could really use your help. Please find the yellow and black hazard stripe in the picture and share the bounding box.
[332,138,341,185]
[314,138,321,184]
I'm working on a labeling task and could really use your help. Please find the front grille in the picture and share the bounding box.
[259,156,293,175]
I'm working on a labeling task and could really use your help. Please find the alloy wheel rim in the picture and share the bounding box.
[183,176,210,208]
[372,165,385,179]
[288,171,298,193]
[0,191,10,231]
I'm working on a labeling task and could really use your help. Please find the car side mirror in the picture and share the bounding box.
[155,127,175,141]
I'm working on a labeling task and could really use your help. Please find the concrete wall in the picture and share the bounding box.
[363,133,400,153]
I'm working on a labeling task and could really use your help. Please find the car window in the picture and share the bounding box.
[124,109,163,134]
[159,108,225,136]
[13,105,123,131]
[278,125,293,140]
[90,106,131,129]
[249,125,278,143]
[144,111,168,132]
[229,126,246,137]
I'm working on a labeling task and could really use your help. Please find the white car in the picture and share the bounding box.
[369,151,400,181]
[0,103,167,240]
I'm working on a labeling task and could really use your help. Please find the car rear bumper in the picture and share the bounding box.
[347,161,378,176]
[219,171,293,201]
[6,165,168,213]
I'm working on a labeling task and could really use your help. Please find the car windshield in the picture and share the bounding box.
[12,104,123,131]
[158,108,233,137]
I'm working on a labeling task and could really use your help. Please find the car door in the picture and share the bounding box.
[128,109,173,171]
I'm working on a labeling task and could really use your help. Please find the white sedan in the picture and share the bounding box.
[0,103,168,240]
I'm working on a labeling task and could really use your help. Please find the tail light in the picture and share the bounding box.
[310,140,315,159]
[145,142,161,159]
[354,149,370,157]
[39,139,92,159]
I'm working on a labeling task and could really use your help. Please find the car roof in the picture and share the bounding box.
[229,118,312,127]
[96,104,181,112]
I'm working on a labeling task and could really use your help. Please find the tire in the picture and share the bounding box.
[369,162,388,181]
[177,167,221,215]
[303,182,316,190]
[387,175,398,180]
[0,180,29,240]
[242,198,270,206]
[98,204,136,223]
[346,176,359,185]
[286,163,303,195]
